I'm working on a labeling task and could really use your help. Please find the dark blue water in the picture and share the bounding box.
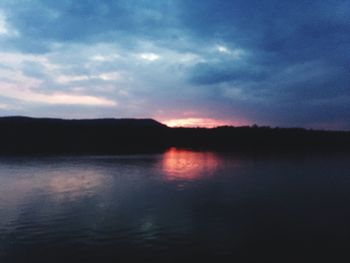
[1,148,350,262]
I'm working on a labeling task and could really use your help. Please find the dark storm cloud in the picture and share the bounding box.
[178,0,350,128]
[0,0,349,129]
[189,61,269,85]
[182,0,350,80]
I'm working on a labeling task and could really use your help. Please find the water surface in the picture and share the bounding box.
[1,149,350,262]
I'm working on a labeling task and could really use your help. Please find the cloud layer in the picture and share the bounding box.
[0,0,349,129]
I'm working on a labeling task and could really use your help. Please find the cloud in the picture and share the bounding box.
[0,11,8,35]
[0,103,10,109]
[139,53,160,61]
[0,85,117,107]
[0,10,19,37]
[0,1,349,129]
[37,93,117,106]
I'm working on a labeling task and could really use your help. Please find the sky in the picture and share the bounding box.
[0,0,349,129]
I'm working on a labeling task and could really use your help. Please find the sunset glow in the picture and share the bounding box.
[163,118,234,128]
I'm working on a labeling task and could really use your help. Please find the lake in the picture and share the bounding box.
[1,148,350,262]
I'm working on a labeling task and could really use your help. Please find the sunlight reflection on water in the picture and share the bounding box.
[49,169,111,201]
[161,148,222,181]
[0,165,111,206]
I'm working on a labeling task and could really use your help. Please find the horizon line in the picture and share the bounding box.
[0,115,348,132]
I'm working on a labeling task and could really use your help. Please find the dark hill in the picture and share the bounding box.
[0,116,349,154]
[0,117,169,154]
[0,116,166,128]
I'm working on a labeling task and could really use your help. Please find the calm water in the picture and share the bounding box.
[1,148,350,262]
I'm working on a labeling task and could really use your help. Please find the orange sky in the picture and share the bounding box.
[161,117,250,128]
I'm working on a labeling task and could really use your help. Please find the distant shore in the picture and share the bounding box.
[0,116,349,154]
